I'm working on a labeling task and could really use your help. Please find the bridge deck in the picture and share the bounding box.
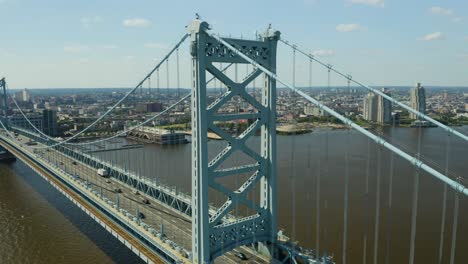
[5,132,269,264]
[0,137,167,264]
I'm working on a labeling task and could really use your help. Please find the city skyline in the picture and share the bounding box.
[0,0,467,88]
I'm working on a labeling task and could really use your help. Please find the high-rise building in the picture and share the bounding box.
[363,89,392,124]
[10,113,43,131]
[410,83,426,120]
[15,88,31,102]
[363,93,378,122]
[377,88,392,124]
[43,109,58,136]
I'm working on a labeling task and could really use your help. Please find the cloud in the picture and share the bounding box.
[430,6,453,16]
[144,43,168,49]
[81,16,103,28]
[419,32,444,41]
[63,45,88,53]
[124,55,135,60]
[452,17,463,23]
[347,0,384,8]
[312,49,336,57]
[336,23,362,32]
[122,18,151,28]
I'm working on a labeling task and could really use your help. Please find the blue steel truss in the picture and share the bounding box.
[11,126,193,217]
[188,19,280,263]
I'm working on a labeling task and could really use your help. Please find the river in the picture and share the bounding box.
[1,126,467,263]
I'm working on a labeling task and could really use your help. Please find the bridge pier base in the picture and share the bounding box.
[0,145,16,163]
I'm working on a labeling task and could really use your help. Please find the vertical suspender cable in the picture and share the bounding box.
[291,131,296,250]
[292,46,297,109]
[363,139,371,264]
[166,59,170,95]
[316,150,321,260]
[148,76,151,95]
[157,69,160,96]
[322,66,331,260]
[290,49,297,249]
[309,54,313,89]
[449,186,459,264]
[409,127,422,264]
[176,48,180,98]
[307,143,312,244]
[438,132,450,264]
[385,134,395,264]
[342,119,350,264]
[292,46,296,87]
[373,144,382,264]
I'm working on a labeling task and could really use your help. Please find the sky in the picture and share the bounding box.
[0,0,467,88]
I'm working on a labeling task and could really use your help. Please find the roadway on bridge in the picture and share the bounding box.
[14,133,267,264]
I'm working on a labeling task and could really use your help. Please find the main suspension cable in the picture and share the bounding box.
[64,63,233,146]
[205,29,468,196]
[7,33,189,148]
[279,38,468,143]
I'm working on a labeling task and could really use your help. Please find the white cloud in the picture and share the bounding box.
[419,32,444,41]
[348,0,384,8]
[63,45,88,53]
[122,18,151,28]
[144,43,168,49]
[81,16,103,28]
[124,55,135,60]
[312,49,336,57]
[452,17,463,23]
[430,6,453,16]
[336,23,362,32]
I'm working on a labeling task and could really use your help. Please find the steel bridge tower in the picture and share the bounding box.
[188,20,280,263]
[0,78,7,127]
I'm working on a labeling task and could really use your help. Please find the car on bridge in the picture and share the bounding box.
[97,168,109,177]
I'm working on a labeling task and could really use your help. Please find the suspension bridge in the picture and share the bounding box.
[0,18,467,264]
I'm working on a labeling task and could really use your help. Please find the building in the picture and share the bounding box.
[135,102,164,113]
[303,104,329,117]
[363,90,393,124]
[9,113,43,131]
[43,109,58,136]
[377,88,392,124]
[15,88,31,102]
[146,102,163,112]
[363,93,378,122]
[127,126,187,145]
[409,83,426,120]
